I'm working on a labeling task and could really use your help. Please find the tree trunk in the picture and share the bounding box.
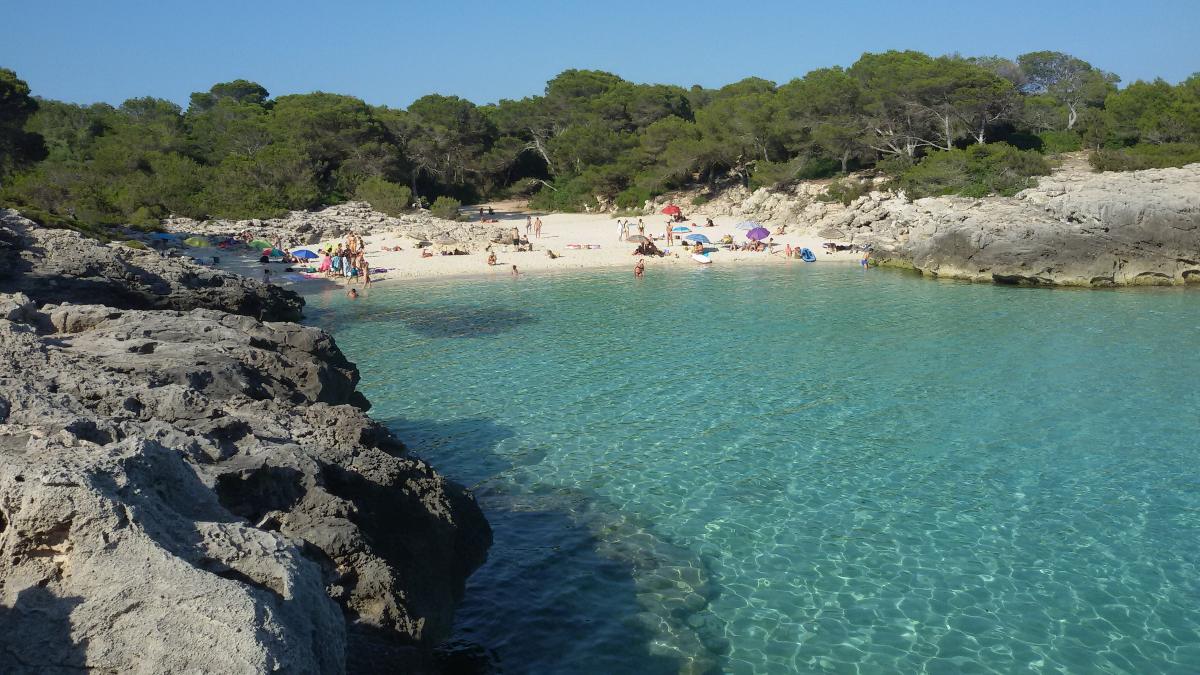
[841,150,850,174]
[1067,103,1078,130]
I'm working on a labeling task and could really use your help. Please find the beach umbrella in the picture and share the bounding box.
[671,225,691,232]
[684,233,710,244]
[269,248,285,257]
[746,227,770,241]
[292,249,319,260]
[735,220,760,230]
[626,234,649,243]
[661,204,681,215]
[249,239,272,250]
[183,236,210,247]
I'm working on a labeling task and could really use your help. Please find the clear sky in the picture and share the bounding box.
[3,0,1197,108]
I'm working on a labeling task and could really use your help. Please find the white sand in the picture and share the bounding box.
[214,210,865,289]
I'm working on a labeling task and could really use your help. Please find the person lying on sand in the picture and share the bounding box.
[421,249,434,258]
[546,250,559,259]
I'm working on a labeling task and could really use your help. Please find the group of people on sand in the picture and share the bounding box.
[525,215,544,239]
[315,234,372,286]
[616,218,647,241]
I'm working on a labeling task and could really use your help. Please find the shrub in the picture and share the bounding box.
[1038,130,1083,154]
[354,176,412,216]
[430,195,463,220]
[129,205,166,230]
[690,194,709,206]
[528,176,597,213]
[891,144,1051,199]
[816,178,873,206]
[1089,143,1200,172]
[615,186,652,209]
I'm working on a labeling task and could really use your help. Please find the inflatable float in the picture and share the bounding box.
[692,253,712,264]
[799,247,816,262]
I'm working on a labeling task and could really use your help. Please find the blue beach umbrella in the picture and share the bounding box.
[684,233,710,244]
[292,249,319,260]
[735,220,759,230]
[671,225,691,232]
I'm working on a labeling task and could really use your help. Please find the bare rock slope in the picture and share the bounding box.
[872,164,1200,285]
[1,209,303,320]
[656,161,1200,286]
[0,220,491,672]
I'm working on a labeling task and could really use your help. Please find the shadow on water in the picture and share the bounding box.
[0,586,87,673]
[354,305,538,339]
[387,416,726,675]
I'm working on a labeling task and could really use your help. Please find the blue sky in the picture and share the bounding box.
[3,0,1197,108]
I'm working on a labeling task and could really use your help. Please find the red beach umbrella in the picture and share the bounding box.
[661,204,682,215]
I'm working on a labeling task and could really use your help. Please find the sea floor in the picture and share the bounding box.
[306,265,1200,674]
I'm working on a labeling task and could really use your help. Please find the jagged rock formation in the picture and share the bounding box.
[1,209,303,320]
[654,161,1200,287]
[164,202,510,252]
[0,218,492,672]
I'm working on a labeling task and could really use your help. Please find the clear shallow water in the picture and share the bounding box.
[305,266,1200,674]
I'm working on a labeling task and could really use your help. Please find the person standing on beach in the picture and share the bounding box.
[637,218,645,236]
[511,265,519,277]
[617,219,625,241]
[526,216,532,236]
[534,217,543,239]
[360,254,371,286]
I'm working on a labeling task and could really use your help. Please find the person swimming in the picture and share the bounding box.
[634,259,645,278]
[347,288,359,299]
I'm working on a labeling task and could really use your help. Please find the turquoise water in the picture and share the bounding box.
[304,266,1200,674]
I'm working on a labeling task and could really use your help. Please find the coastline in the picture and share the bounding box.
[215,210,865,289]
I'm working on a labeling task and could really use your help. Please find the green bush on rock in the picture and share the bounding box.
[890,144,1051,199]
[1089,143,1200,172]
[430,195,463,220]
[354,177,412,216]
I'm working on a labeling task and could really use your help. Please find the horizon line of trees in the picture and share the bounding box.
[1,49,1198,227]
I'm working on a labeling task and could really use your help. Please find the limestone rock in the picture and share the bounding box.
[0,210,303,321]
[163,201,509,254]
[0,298,491,671]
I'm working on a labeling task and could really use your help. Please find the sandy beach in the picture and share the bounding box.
[222,209,865,288]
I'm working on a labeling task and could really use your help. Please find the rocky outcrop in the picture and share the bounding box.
[0,217,492,672]
[659,161,1200,287]
[1,209,303,321]
[867,164,1200,286]
[165,202,509,252]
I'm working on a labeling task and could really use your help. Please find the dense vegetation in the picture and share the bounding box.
[1,50,1198,225]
